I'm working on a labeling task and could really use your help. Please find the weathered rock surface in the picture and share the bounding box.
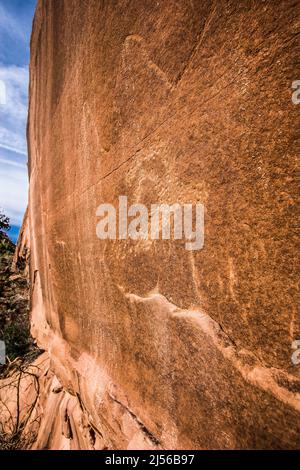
[27,0,300,449]
[12,207,30,276]
[0,353,103,450]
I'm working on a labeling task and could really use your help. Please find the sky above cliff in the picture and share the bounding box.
[0,0,36,242]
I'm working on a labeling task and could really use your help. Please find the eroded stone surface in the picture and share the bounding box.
[27,0,300,449]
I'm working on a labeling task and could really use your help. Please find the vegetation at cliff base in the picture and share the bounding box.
[0,210,38,365]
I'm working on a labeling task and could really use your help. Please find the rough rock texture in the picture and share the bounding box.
[12,208,30,276]
[0,353,103,450]
[27,0,300,449]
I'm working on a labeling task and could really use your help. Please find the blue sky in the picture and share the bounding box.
[0,0,36,242]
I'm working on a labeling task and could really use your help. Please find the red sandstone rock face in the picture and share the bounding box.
[27,0,300,449]
[12,208,30,276]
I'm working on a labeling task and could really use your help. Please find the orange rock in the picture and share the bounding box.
[26,0,300,449]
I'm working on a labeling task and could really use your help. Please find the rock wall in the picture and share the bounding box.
[27,0,300,449]
[12,207,30,276]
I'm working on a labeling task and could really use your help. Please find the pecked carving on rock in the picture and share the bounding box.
[27,0,300,449]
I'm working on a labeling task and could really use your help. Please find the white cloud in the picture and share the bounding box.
[0,157,27,168]
[0,65,29,155]
[0,142,27,155]
[0,157,28,225]
[0,2,32,227]
[0,3,27,42]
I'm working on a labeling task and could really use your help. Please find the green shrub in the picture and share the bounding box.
[2,323,31,361]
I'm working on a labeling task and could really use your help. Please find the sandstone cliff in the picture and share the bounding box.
[25,0,300,449]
